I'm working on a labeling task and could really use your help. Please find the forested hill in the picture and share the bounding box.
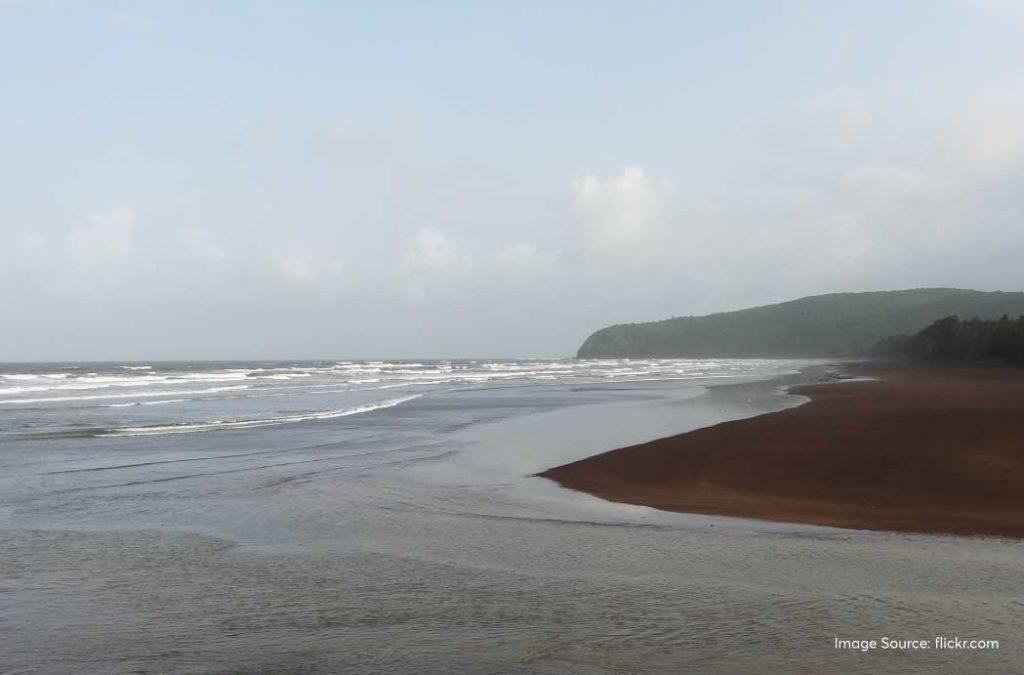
[576,289,1024,358]
[871,314,1024,363]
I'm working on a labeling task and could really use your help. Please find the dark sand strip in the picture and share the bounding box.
[540,363,1024,538]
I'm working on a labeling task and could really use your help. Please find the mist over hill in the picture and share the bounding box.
[576,289,1024,358]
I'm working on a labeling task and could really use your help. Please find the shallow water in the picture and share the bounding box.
[2,359,1021,673]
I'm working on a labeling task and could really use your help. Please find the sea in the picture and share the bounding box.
[2,359,1021,673]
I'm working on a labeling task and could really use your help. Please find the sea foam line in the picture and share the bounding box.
[103,394,423,436]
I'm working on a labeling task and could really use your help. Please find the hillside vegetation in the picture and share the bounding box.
[576,289,1024,358]
[872,314,1024,363]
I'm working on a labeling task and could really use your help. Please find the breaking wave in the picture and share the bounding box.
[102,394,423,436]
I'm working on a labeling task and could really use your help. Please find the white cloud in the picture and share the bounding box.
[5,205,358,301]
[7,74,1024,357]
[571,165,671,252]
[397,228,467,299]
[14,206,142,300]
[393,227,566,302]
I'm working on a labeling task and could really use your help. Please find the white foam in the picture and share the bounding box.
[105,394,423,436]
[0,371,259,396]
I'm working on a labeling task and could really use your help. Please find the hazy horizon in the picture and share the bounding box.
[5,2,1024,360]
[3,286,1022,363]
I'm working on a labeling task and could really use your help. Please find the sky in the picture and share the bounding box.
[3,1,1024,360]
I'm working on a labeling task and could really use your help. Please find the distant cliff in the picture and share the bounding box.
[576,289,1024,358]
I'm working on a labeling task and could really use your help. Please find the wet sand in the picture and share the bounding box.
[540,362,1024,538]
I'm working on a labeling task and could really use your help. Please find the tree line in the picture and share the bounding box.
[871,314,1024,363]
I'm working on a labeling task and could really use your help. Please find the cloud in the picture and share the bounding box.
[556,79,1024,312]
[571,165,671,252]
[6,207,348,302]
[397,228,466,299]
[390,226,569,304]
[10,206,140,300]
[6,71,1024,358]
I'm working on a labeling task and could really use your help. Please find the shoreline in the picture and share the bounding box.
[539,361,1024,539]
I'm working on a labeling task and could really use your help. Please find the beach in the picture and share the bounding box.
[540,362,1024,538]
[4,359,1021,673]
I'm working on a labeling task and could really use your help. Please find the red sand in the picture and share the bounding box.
[540,363,1024,538]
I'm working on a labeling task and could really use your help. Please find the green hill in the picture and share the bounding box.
[576,289,1024,358]
[872,314,1024,363]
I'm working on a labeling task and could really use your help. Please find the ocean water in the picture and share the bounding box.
[1,359,1021,674]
